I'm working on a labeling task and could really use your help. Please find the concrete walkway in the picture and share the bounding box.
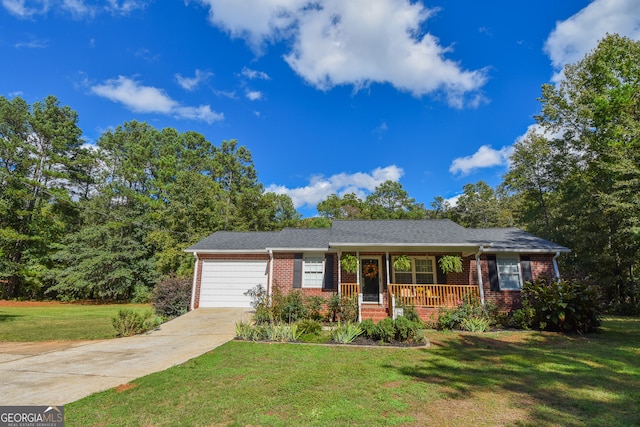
[0,308,251,405]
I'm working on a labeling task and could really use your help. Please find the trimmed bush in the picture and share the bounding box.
[360,316,425,344]
[152,275,191,318]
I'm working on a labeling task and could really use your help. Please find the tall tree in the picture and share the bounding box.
[451,181,512,228]
[317,193,366,220]
[512,34,640,309]
[364,180,427,219]
[0,96,91,298]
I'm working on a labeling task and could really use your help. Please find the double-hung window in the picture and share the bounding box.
[392,256,436,284]
[303,255,324,288]
[496,255,522,290]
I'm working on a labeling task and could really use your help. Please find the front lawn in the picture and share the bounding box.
[0,301,152,341]
[67,317,640,426]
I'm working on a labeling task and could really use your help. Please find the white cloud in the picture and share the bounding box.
[545,0,640,80]
[175,105,224,123]
[176,69,213,91]
[449,145,513,176]
[241,67,270,80]
[193,0,487,107]
[193,0,306,49]
[265,165,404,208]
[1,0,147,18]
[245,90,263,101]
[90,75,223,123]
[62,0,95,17]
[2,0,49,17]
[14,38,48,48]
[444,194,460,208]
[105,0,147,15]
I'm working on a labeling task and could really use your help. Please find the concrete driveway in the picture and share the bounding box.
[0,308,251,405]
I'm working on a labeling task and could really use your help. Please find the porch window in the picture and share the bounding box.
[392,256,436,284]
[496,255,522,290]
[303,255,324,288]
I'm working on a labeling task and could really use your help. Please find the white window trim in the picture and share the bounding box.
[392,256,437,285]
[496,254,523,290]
[302,253,325,288]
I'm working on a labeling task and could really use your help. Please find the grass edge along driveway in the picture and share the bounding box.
[0,302,152,341]
[66,317,640,427]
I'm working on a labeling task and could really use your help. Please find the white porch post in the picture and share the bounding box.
[337,250,342,296]
[268,250,274,298]
[356,251,360,290]
[385,251,390,288]
[190,253,199,311]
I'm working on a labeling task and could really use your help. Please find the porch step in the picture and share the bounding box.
[361,306,389,321]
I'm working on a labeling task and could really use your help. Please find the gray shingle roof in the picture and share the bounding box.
[185,220,569,253]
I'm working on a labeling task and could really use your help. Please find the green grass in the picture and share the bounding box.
[0,303,153,341]
[66,317,640,426]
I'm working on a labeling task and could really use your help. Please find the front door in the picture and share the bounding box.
[361,257,381,303]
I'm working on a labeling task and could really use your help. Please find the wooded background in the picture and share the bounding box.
[1,35,638,313]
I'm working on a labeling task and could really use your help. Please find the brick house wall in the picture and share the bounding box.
[480,253,556,310]
[192,250,558,316]
[271,252,337,297]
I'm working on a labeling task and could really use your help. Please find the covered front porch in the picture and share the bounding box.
[340,283,480,309]
[335,247,484,320]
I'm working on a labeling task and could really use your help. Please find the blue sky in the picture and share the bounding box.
[2,0,640,217]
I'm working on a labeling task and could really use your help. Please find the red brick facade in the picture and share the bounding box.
[191,250,558,318]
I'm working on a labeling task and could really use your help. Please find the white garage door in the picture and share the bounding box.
[199,260,268,308]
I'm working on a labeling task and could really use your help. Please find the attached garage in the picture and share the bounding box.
[198,259,268,308]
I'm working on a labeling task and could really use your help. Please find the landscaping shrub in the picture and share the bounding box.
[397,301,424,326]
[151,275,191,318]
[297,319,322,335]
[360,319,378,338]
[375,318,397,342]
[280,290,306,322]
[244,284,273,323]
[246,285,324,324]
[436,294,496,331]
[234,321,303,342]
[460,317,491,332]
[112,309,161,337]
[508,307,535,330]
[331,322,363,344]
[360,316,425,344]
[522,278,601,333]
[305,296,325,321]
[327,294,358,323]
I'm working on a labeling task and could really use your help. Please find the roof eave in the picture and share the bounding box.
[183,249,268,254]
[482,248,571,253]
[265,247,331,252]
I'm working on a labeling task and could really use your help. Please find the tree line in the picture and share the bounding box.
[311,34,640,313]
[1,34,638,312]
[0,101,299,300]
